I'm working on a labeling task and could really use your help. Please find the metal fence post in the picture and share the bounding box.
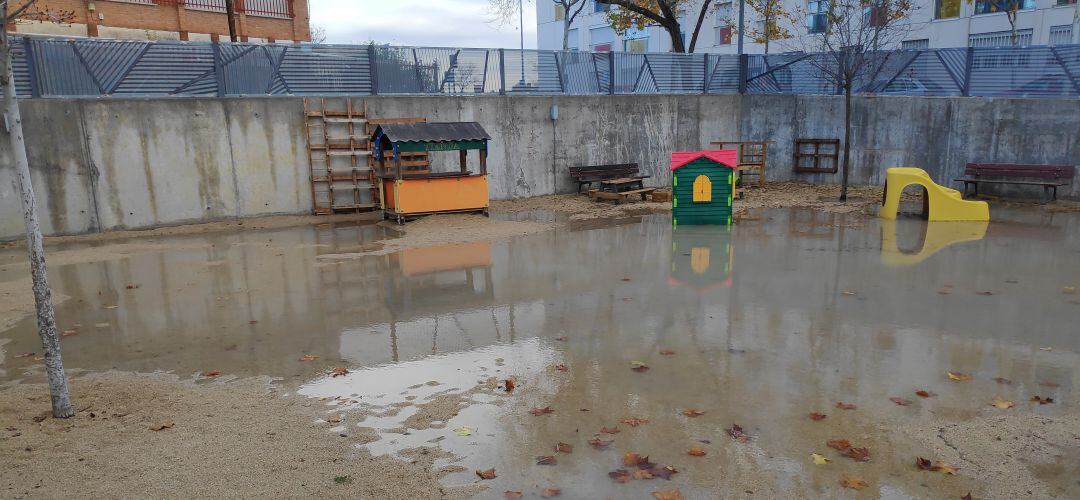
[608,53,615,94]
[212,41,226,97]
[368,43,379,95]
[737,54,748,94]
[23,36,41,98]
[498,48,506,95]
[962,46,974,97]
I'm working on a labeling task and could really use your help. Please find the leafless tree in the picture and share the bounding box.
[493,0,588,50]
[783,0,915,201]
[966,0,1023,46]
[1,0,76,418]
[310,24,327,44]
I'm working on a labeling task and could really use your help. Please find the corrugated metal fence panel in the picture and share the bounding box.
[706,54,741,93]
[114,42,218,95]
[9,38,32,97]
[32,39,100,96]
[279,45,371,95]
[503,49,562,94]
[646,53,706,93]
[559,51,601,94]
[968,46,1076,98]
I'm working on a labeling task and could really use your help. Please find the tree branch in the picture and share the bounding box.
[687,0,713,53]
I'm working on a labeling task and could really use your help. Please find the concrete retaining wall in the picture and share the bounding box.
[1,94,1077,239]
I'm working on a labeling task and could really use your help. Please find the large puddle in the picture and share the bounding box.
[1,208,1078,498]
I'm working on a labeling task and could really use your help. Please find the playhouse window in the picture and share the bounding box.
[692,175,712,202]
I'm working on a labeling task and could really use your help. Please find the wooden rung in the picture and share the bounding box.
[324,117,368,124]
[331,203,376,209]
[326,150,372,157]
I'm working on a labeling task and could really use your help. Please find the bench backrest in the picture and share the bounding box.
[570,163,640,179]
[964,163,1075,180]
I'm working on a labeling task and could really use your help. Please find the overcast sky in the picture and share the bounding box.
[310,0,538,48]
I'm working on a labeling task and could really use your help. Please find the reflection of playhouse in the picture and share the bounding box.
[670,150,739,226]
[669,226,734,291]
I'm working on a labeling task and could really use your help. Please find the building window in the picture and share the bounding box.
[935,0,960,18]
[973,0,1035,15]
[968,28,1033,46]
[594,1,611,13]
[589,26,614,52]
[554,4,565,21]
[1057,0,1078,5]
[567,28,579,50]
[1048,25,1073,45]
[623,26,648,52]
[807,0,828,34]
[186,0,293,19]
[692,175,712,202]
[715,2,733,45]
[902,39,929,49]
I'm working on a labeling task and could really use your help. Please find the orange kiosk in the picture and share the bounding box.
[372,122,491,224]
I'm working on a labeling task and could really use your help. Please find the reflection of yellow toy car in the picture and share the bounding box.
[879,219,988,267]
[879,167,989,222]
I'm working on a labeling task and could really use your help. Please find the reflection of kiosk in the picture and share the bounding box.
[880,219,988,267]
[669,226,734,291]
[387,241,495,311]
[372,122,491,224]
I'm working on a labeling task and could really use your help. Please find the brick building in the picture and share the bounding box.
[11,0,310,43]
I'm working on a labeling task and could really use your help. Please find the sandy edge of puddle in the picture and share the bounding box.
[0,371,484,499]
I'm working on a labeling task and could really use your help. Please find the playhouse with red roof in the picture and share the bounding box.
[670,149,739,226]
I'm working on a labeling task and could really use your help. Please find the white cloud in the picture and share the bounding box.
[310,0,537,48]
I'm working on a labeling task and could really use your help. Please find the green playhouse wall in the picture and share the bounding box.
[671,159,735,226]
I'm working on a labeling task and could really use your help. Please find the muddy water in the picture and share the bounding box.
[1,209,1078,498]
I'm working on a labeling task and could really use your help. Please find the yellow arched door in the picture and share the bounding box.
[692,175,712,202]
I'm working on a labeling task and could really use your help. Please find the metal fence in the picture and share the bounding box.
[10,36,1080,99]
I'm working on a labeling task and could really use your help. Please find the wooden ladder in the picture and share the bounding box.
[304,98,376,214]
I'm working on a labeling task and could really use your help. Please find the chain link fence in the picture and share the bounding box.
[10,36,1080,99]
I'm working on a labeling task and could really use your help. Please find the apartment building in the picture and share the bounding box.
[8,0,310,42]
[536,0,1079,53]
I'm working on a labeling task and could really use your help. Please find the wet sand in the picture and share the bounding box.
[1,199,1078,498]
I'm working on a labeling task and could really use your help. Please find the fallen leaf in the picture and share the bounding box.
[600,426,621,434]
[149,420,175,431]
[682,409,705,417]
[827,439,852,451]
[994,377,1012,385]
[809,412,827,421]
[503,379,515,392]
[632,469,655,480]
[834,402,857,410]
[630,360,650,373]
[453,426,474,436]
[536,455,558,466]
[1030,395,1054,405]
[555,442,573,453]
[890,397,913,406]
[688,447,707,457]
[608,469,632,483]
[94,322,110,328]
[1039,381,1060,388]
[648,465,678,480]
[623,452,654,469]
[947,372,973,381]
[619,417,649,427]
[916,457,934,470]
[104,305,119,309]
[32,414,47,423]
[530,406,555,416]
[727,424,750,442]
[1062,286,1076,294]
[588,437,613,448]
[652,488,684,500]
[541,487,561,498]
[843,447,871,462]
[503,492,523,499]
[811,453,830,465]
[475,468,497,480]
[329,367,349,377]
[1039,347,1052,351]
[299,354,320,361]
[937,287,953,295]
[621,277,632,281]
[203,370,221,377]
[659,349,676,355]
[962,493,973,500]
[61,329,78,337]
[990,396,1015,409]
[554,364,568,372]
[839,477,868,490]
[933,462,959,475]
[125,283,139,289]
[248,320,259,325]
[915,390,937,398]
[554,336,568,341]
[841,291,856,296]
[327,414,341,424]
[976,291,994,296]
[15,352,34,358]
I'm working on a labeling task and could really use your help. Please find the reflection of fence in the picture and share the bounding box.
[10,36,1080,98]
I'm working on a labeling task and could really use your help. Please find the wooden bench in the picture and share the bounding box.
[954,163,1075,201]
[569,163,646,193]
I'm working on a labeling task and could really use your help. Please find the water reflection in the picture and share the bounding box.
[880,218,989,267]
[669,225,733,291]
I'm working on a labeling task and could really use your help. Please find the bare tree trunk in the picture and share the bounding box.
[840,85,852,202]
[1,43,74,418]
[224,0,238,42]
[1073,1,1080,44]
[562,15,570,50]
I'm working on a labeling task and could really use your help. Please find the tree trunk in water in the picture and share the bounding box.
[840,85,852,202]
[1,43,74,418]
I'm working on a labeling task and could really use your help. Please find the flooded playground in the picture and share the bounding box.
[2,205,1078,499]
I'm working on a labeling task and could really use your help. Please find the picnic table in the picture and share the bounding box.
[591,176,655,203]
